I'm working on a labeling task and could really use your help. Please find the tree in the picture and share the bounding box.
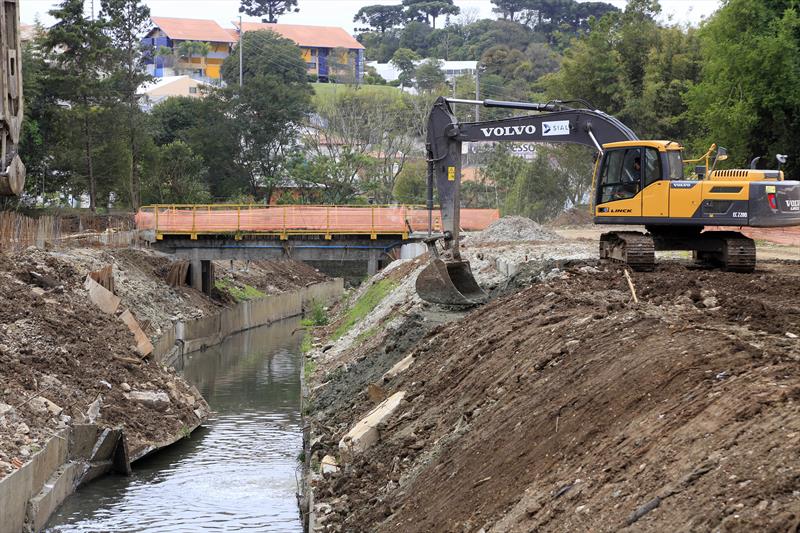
[238,0,298,23]
[686,0,800,174]
[305,88,418,203]
[490,0,530,21]
[44,0,111,211]
[391,47,421,87]
[221,30,312,200]
[414,59,446,92]
[142,141,210,204]
[101,0,152,209]
[354,5,405,34]
[403,0,460,29]
[393,160,427,204]
[149,96,247,198]
[221,29,309,85]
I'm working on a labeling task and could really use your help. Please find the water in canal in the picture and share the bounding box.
[46,317,305,532]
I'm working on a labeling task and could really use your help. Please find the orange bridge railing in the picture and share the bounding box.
[135,204,500,240]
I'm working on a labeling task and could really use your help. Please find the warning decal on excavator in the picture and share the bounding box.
[448,167,456,181]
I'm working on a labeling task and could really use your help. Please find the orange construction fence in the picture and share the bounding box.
[135,205,500,238]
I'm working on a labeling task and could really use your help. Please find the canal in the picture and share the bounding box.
[45,317,305,532]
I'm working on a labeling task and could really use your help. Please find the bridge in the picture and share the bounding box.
[136,204,499,291]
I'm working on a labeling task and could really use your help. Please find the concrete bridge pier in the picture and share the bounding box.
[189,249,214,294]
[367,249,380,277]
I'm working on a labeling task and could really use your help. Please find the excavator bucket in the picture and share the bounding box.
[416,258,488,306]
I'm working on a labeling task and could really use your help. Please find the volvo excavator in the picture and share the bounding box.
[0,0,25,197]
[416,97,800,305]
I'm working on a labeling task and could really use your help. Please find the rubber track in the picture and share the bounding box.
[724,237,756,273]
[600,232,655,272]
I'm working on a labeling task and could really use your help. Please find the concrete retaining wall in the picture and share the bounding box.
[155,278,344,360]
[0,279,344,533]
[0,425,130,533]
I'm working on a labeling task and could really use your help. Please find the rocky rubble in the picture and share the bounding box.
[465,215,561,244]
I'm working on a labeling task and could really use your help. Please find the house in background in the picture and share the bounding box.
[137,75,208,111]
[367,60,478,84]
[141,16,366,85]
[233,22,365,83]
[141,17,237,82]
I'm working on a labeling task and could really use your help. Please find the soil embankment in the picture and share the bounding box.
[0,245,327,480]
[304,217,800,532]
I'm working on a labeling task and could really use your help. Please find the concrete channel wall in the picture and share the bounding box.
[154,278,344,362]
[0,279,344,533]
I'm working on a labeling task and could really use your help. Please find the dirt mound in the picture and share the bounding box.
[0,250,208,479]
[549,206,593,226]
[467,216,561,244]
[310,262,800,532]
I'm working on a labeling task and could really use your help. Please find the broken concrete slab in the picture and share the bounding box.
[320,455,340,475]
[123,390,170,411]
[339,391,406,456]
[25,462,81,533]
[84,275,121,314]
[119,309,154,357]
[382,354,415,382]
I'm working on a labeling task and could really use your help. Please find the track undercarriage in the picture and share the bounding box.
[599,227,756,273]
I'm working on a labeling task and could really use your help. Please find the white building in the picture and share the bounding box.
[367,59,478,83]
[136,75,208,111]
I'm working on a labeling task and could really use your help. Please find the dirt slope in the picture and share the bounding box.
[0,250,208,477]
[310,262,800,532]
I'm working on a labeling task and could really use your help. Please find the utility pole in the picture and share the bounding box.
[475,64,480,122]
[239,16,243,87]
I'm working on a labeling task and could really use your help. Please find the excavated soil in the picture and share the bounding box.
[0,251,207,478]
[309,261,800,532]
[0,246,328,480]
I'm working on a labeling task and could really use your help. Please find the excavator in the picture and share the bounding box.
[0,0,25,197]
[416,97,800,305]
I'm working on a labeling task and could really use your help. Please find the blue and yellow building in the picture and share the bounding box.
[142,17,364,84]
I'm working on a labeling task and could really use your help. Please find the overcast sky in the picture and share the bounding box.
[22,0,722,32]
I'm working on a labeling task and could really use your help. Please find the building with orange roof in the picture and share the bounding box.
[142,17,238,82]
[232,21,365,83]
[142,16,365,84]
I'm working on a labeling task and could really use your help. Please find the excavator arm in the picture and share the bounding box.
[0,0,25,196]
[418,96,637,305]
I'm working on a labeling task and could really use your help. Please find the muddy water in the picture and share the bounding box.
[45,318,305,532]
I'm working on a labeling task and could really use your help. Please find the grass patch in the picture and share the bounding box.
[214,278,265,302]
[312,82,400,98]
[332,279,397,340]
[301,300,329,327]
[355,325,379,343]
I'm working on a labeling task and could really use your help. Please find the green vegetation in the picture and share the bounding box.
[301,331,313,354]
[309,300,329,326]
[355,325,379,343]
[214,279,265,302]
[332,279,397,340]
[311,83,399,97]
[16,0,799,220]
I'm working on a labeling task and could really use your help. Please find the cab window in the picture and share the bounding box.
[599,148,641,203]
[643,147,662,187]
[667,151,684,180]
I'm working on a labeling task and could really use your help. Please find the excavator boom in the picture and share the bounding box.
[418,97,637,305]
[0,0,25,196]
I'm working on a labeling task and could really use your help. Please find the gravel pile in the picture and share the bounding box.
[467,216,561,244]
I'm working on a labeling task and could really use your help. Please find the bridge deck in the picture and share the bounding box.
[136,205,499,240]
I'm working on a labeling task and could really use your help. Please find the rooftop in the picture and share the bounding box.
[150,16,238,43]
[234,21,364,50]
[137,75,208,94]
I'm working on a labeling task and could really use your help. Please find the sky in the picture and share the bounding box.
[22,0,722,32]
